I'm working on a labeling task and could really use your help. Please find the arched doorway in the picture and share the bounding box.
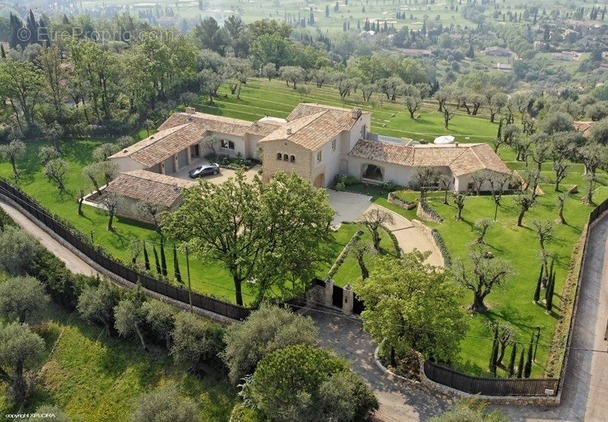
[362,164,384,182]
[314,173,325,188]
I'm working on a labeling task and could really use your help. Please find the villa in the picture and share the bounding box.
[107,103,511,215]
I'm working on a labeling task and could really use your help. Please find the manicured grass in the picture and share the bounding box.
[394,164,608,377]
[197,78,501,142]
[0,139,253,305]
[317,223,400,286]
[0,302,236,421]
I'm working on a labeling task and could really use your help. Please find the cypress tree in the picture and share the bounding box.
[143,241,150,271]
[507,343,517,378]
[153,246,161,275]
[534,264,543,302]
[546,270,555,312]
[489,323,499,376]
[0,44,5,59]
[173,244,182,284]
[524,334,534,378]
[517,348,525,378]
[489,339,498,376]
[160,238,168,277]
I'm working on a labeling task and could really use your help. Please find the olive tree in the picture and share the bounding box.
[114,287,149,351]
[0,276,50,323]
[0,226,40,275]
[0,322,45,404]
[452,244,514,313]
[359,208,394,253]
[130,384,199,422]
[170,311,224,374]
[77,281,120,336]
[222,305,319,384]
[0,139,26,180]
[240,345,378,422]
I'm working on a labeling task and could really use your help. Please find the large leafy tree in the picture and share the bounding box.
[355,252,468,365]
[0,276,50,323]
[0,57,44,130]
[0,322,45,404]
[77,281,120,335]
[222,305,319,384]
[162,172,334,306]
[241,345,377,422]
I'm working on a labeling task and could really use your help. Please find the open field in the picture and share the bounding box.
[0,301,236,421]
[72,0,597,34]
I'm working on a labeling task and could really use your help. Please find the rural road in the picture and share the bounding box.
[2,195,607,421]
[0,199,100,278]
[495,215,608,422]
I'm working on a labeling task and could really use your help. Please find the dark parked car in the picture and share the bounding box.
[188,163,220,178]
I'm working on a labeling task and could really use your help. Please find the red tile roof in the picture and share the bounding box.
[105,170,195,207]
[349,140,511,176]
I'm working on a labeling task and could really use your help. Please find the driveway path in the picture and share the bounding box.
[327,190,443,267]
[301,306,450,421]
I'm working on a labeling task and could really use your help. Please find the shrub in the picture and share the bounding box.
[431,229,452,267]
[222,305,319,384]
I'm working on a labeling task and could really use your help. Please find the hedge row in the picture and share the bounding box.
[326,230,364,279]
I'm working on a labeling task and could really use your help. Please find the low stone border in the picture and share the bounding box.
[373,341,420,386]
[411,219,446,266]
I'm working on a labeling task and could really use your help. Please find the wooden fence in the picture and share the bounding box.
[0,180,252,320]
[423,361,559,396]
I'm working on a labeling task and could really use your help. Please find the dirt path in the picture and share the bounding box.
[0,199,100,277]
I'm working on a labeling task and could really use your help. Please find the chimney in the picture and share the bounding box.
[286,128,292,136]
[351,108,362,120]
[185,106,196,114]
[454,142,459,147]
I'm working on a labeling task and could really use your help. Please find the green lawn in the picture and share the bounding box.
[393,164,608,377]
[197,78,500,143]
[0,302,236,421]
[0,139,256,305]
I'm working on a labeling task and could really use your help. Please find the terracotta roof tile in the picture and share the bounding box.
[158,112,254,136]
[348,140,510,176]
[287,103,366,131]
[105,170,195,208]
[573,121,595,137]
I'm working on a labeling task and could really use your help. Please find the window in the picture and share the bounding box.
[332,139,336,151]
[283,154,289,161]
[221,140,235,150]
[316,151,322,163]
[277,153,282,160]
[290,155,296,163]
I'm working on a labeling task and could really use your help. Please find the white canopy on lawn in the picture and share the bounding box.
[433,135,455,144]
